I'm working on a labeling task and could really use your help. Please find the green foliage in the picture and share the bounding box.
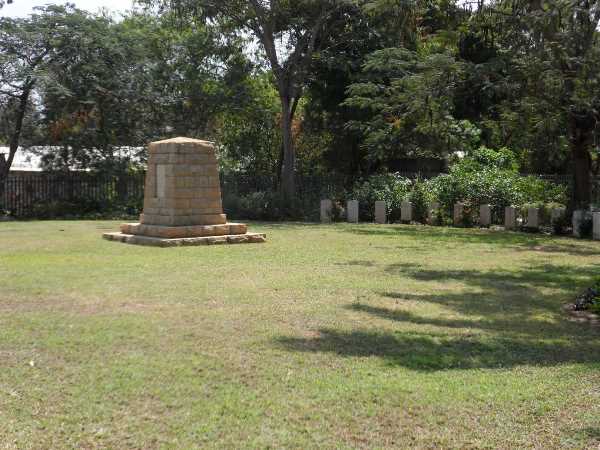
[216,74,281,178]
[426,147,568,219]
[22,198,141,220]
[344,48,478,163]
[350,173,412,222]
[409,179,434,223]
[222,191,286,221]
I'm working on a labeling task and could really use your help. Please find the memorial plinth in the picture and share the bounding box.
[103,137,266,247]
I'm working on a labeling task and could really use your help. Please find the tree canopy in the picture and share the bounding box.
[1,0,599,209]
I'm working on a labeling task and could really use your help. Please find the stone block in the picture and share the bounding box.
[347,200,359,223]
[401,200,412,223]
[527,207,539,230]
[453,203,465,226]
[375,201,386,224]
[594,212,600,241]
[321,199,333,223]
[103,232,266,247]
[480,204,492,227]
[505,206,517,230]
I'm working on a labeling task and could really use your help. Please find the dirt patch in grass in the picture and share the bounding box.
[563,304,600,327]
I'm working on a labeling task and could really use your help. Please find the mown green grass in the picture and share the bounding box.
[1,220,600,449]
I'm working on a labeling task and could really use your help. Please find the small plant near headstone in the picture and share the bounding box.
[331,200,345,222]
[434,207,451,226]
[460,203,476,228]
[573,278,600,314]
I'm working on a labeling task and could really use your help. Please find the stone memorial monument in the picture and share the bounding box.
[103,137,266,246]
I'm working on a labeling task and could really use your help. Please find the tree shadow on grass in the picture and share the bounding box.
[275,262,600,371]
[275,328,600,371]
[342,224,600,257]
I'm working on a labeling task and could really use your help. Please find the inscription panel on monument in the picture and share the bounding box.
[156,164,166,199]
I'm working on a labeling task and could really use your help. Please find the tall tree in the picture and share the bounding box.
[152,0,354,201]
[472,0,600,206]
[0,5,89,201]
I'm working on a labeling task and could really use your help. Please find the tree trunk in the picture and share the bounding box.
[280,95,296,202]
[569,111,594,208]
[0,83,32,212]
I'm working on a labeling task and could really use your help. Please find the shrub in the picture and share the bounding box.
[223,191,290,221]
[409,180,434,223]
[425,147,568,221]
[574,277,600,313]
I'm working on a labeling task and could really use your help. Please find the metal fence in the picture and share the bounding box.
[0,172,351,218]
[2,173,146,217]
[2,171,599,218]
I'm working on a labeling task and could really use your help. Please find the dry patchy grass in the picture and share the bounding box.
[1,220,600,448]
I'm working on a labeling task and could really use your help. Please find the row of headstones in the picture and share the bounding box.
[320,199,600,240]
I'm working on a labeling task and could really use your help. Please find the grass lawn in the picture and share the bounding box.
[1,220,600,449]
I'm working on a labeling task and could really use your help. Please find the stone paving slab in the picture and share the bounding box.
[103,232,266,247]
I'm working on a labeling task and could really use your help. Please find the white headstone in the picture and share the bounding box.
[401,200,412,223]
[594,212,600,241]
[320,199,333,223]
[480,204,491,227]
[572,210,585,238]
[375,201,387,224]
[527,207,539,229]
[505,206,517,230]
[551,208,566,224]
[453,203,465,226]
[347,200,359,223]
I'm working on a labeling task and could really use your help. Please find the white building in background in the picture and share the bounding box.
[0,147,43,171]
[0,146,145,172]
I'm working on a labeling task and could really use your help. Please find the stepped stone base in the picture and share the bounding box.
[120,222,248,239]
[103,231,266,247]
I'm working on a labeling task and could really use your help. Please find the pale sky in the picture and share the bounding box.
[0,0,133,18]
